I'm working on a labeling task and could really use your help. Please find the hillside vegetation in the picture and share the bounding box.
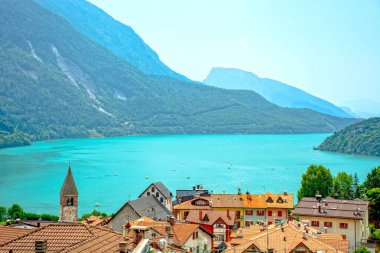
[316,117,380,157]
[0,0,358,148]
[0,118,31,148]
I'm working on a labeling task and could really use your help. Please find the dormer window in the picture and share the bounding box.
[203,215,209,222]
[276,197,284,203]
[152,187,155,193]
[266,197,274,203]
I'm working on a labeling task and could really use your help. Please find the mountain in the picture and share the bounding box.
[203,67,353,118]
[341,100,380,118]
[0,0,358,146]
[34,0,190,81]
[316,117,380,157]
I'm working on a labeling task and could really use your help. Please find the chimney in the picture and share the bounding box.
[318,203,321,213]
[324,227,328,233]
[165,225,171,236]
[283,191,288,196]
[315,193,322,203]
[119,241,128,253]
[168,233,174,244]
[227,209,230,218]
[37,222,41,228]
[169,216,176,226]
[35,240,47,253]
[302,232,307,240]
[193,186,196,190]
[5,219,10,225]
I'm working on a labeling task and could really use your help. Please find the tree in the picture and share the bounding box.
[297,164,333,200]
[355,246,371,253]
[362,166,380,193]
[366,188,380,222]
[0,206,6,221]
[7,204,24,219]
[331,172,354,199]
[353,173,361,199]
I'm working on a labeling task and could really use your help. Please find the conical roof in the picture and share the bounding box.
[60,166,78,196]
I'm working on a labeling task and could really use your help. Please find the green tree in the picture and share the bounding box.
[297,164,333,200]
[7,204,24,219]
[366,188,380,221]
[353,173,361,199]
[81,209,108,220]
[362,166,380,192]
[331,172,354,199]
[0,206,7,221]
[355,246,371,253]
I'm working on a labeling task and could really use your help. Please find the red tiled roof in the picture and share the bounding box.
[185,210,235,226]
[0,223,124,253]
[0,226,32,245]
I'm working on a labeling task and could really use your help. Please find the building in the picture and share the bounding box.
[126,216,213,253]
[0,226,32,245]
[107,195,172,233]
[185,210,235,248]
[225,221,349,253]
[294,196,370,252]
[176,185,209,204]
[139,181,173,211]
[59,166,78,222]
[173,192,294,228]
[0,223,127,252]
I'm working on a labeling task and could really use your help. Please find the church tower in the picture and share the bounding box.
[60,165,78,222]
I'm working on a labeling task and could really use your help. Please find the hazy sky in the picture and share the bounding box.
[88,0,380,105]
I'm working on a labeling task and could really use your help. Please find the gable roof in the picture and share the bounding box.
[173,197,212,211]
[140,182,172,199]
[129,195,172,220]
[210,194,245,208]
[294,197,369,220]
[60,166,78,196]
[0,226,32,245]
[0,223,124,253]
[185,210,235,226]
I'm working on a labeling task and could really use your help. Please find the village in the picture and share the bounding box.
[0,166,374,253]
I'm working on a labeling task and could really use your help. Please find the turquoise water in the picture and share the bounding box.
[1,134,379,216]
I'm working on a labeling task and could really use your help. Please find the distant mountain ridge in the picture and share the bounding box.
[0,0,359,148]
[204,67,354,118]
[34,0,190,81]
[316,117,380,157]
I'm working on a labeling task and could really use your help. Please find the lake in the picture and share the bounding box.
[0,134,379,215]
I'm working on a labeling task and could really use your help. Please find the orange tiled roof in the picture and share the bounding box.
[173,197,212,211]
[0,226,32,245]
[225,221,346,253]
[0,223,124,253]
[172,223,200,246]
[185,210,235,226]
[210,194,244,208]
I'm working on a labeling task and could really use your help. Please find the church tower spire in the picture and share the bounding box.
[60,165,78,222]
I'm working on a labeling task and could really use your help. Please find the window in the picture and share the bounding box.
[324,222,332,228]
[245,210,253,215]
[245,221,250,227]
[276,197,284,203]
[193,231,199,239]
[268,211,272,216]
[152,187,155,192]
[266,197,274,203]
[342,235,346,239]
[268,221,272,225]
[156,192,159,198]
[160,197,163,202]
[184,211,189,219]
[311,221,320,227]
[340,223,348,229]
[277,211,282,217]
[236,211,241,219]
[147,192,150,196]
[257,210,265,216]
[215,234,225,241]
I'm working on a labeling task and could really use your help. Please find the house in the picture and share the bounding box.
[210,194,245,228]
[0,223,127,252]
[107,195,173,233]
[261,192,293,225]
[173,196,212,221]
[139,181,173,211]
[294,196,370,252]
[185,210,235,248]
[176,185,209,204]
[225,221,349,253]
[126,216,213,253]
